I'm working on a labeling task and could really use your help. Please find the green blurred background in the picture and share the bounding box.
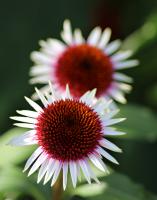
[1,0,157,199]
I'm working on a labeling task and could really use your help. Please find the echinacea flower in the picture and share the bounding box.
[30,20,139,103]
[9,82,125,190]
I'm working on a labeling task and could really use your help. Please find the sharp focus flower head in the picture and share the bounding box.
[9,82,126,190]
[30,19,139,103]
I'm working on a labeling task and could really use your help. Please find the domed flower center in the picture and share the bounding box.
[36,99,103,161]
[55,44,113,98]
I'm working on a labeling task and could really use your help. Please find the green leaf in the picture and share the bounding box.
[0,128,36,166]
[71,172,157,200]
[116,104,157,142]
[0,166,50,200]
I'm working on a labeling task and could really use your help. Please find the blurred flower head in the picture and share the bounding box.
[30,20,138,103]
[9,82,125,189]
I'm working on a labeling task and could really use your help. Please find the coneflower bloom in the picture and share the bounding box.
[30,20,138,103]
[9,82,125,190]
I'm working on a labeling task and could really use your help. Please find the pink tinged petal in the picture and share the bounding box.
[98,28,111,49]
[13,123,35,129]
[69,161,77,188]
[37,159,50,183]
[63,162,68,190]
[113,73,133,83]
[23,147,43,172]
[114,60,139,70]
[74,28,85,44]
[79,160,91,184]
[111,50,133,62]
[102,118,126,126]
[8,130,37,146]
[30,51,52,65]
[10,116,37,124]
[88,154,107,173]
[51,162,62,187]
[97,147,119,164]
[44,159,58,185]
[16,110,38,118]
[35,88,49,107]
[29,75,51,84]
[30,65,51,76]
[105,40,121,55]
[100,139,122,152]
[61,19,73,45]
[28,152,48,176]
[87,27,102,46]
[24,96,43,112]
[84,161,100,184]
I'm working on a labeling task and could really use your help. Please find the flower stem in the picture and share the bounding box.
[53,175,63,200]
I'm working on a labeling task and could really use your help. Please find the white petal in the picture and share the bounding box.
[28,152,48,176]
[51,162,62,186]
[30,51,52,65]
[105,129,126,136]
[103,118,126,126]
[35,88,49,107]
[108,88,127,104]
[24,96,43,112]
[31,85,50,100]
[102,109,119,120]
[63,162,68,190]
[37,159,49,183]
[89,154,108,173]
[44,159,58,184]
[29,75,51,84]
[115,83,132,93]
[93,99,112,114]
[30,65,51,76]
[114,60,139,70]
[49,81,60,100]
[69,162,77,188]
[97,147,119,164]
[113,73,133,83]
[65,84,71,99]
[98,28,111,49]
[61,19,73,45]
[105,40,121,55]
[79,160,91,184]
[87,27,101,46]
[10,116,37,124]
[80,89,96,105]
[23,147,43,171]
[111,50,133,62]
[14,123,35,129]
[8,130,37,146]
[100,139,122,152]
[74,28,84,44]
[16,110,38,118]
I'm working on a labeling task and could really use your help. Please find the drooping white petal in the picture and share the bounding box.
[115,83,132,93]
[114,60,139,70]
[24,96,43,112]
[69,162,77,188]
[79,160,91,184]
[44,159,58,185]
[30,65,51,76]
[16,110,38,118]
[97,147,119,164]
[74,28,84,44]
[105,40,121,55]
[23,147,43,172]
[113,73,133,83]
[102,118,126,126]
[98,28,111,49]
[35,88,49,107]
[31,85,50,101]
[89,154,108,173]
[80,89,96,105]
[8,130,37,146]
[87,27,101,46]
[14,123,35,129]
[61,19,73,45]
[108,88,126,104]
[100,139,122,152]
[105,129,126,136]
[30,51,52,65]
[29,75,51,84]
[37,159,50,183]
[63,162,68,190]
[111,50,133,62]
[28,152,48,176]
[101,109,119,120]
[93,99,112,114]
[51,162,62,187]
[10,116,37,124]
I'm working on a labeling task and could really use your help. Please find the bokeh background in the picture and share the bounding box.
[1,0,157,199]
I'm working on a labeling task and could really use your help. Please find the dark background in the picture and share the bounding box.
[1,0,157,196]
